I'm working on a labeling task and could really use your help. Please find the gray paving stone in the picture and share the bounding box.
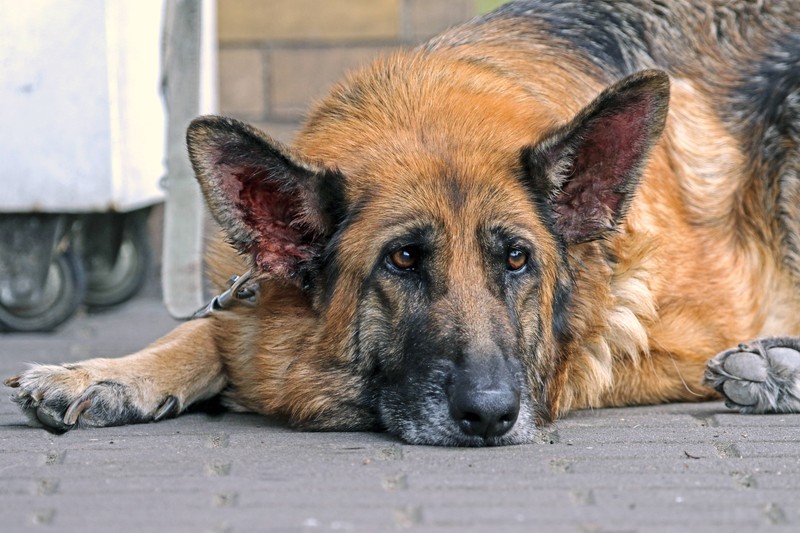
[2,294,799,532]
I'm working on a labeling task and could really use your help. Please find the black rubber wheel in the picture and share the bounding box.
[0,247,86,332]
[83,209,152,310]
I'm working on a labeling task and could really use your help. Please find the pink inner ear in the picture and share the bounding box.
[554,99,652,241]
[228,165,320,278]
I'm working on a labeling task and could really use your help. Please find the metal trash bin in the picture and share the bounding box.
[0,1,166,331]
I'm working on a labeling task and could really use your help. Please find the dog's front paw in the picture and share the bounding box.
[5,364,179,433]
[704,337,800,413]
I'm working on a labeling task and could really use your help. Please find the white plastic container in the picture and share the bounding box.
[0,0,166,213]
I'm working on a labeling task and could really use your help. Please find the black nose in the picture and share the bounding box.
[449,387,520,438]
[447,354,520,439]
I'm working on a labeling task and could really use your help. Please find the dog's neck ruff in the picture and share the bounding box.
[191,269,258,319]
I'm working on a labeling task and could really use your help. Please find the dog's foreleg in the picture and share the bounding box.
[704,337,800,413]
[5,318,227,432]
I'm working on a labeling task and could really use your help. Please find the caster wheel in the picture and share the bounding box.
[83,209,152,310]
[0,247,86,332]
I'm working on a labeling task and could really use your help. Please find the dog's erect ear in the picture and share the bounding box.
[525,70,670,244]
[187,116,345,282]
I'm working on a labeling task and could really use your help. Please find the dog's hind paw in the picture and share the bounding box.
[5,364,180,433]
[704,337,800,413]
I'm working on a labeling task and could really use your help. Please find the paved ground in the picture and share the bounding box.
[1,294,799,532]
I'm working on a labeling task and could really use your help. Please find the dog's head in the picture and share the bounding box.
[187,64,669,446]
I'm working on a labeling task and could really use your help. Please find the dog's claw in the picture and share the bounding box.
[153,395,180,421]
[64,397,93,426]
[35,405,73,433]
[4,375,21,388]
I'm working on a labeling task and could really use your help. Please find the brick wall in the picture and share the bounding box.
[217,0,507,144]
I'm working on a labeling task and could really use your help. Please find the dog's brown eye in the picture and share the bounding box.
[389,246,419,270]
[507,249,527,271]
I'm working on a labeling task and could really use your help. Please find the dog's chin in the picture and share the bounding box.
[379,391,541,447]
[395,422,540,447]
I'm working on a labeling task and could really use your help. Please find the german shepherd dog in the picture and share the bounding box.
[6,0,800,446]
